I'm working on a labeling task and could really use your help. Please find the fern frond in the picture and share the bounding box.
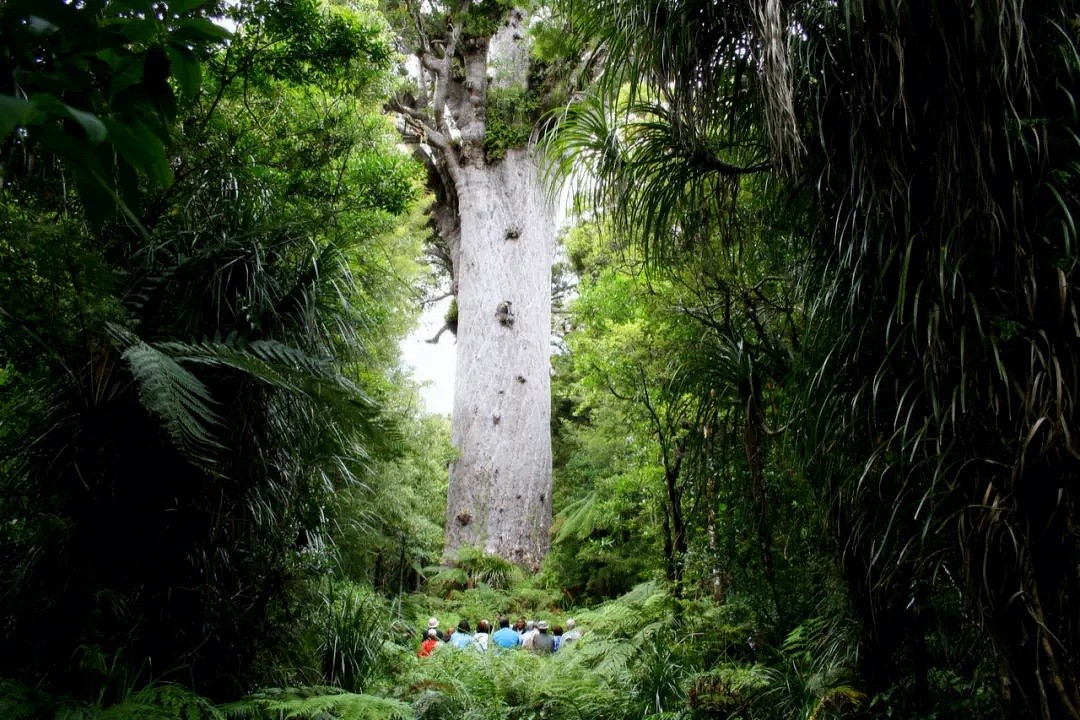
[553,489,604,543]
[99,684,225,720]
[155,338,392,448]
[452,547,522,590]
[222,687,411,720]
[0,679,54,720]
[422,566,469,593]
[122,341,224,457]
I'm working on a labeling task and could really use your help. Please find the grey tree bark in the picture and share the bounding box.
[393,6,556,566]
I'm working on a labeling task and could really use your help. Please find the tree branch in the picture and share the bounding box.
[423,289,455,305]
[425,322,453,344]
[388,98,452,153]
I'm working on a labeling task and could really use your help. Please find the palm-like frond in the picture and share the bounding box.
[553,488,604,543]
[547,0,772,258]
[792,3,1080,715]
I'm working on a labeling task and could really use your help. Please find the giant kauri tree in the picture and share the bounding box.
[388,1,559,566]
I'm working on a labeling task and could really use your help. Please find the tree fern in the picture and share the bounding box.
[0,679,54,720]
[0,0,424,700]
[153,336,393,451]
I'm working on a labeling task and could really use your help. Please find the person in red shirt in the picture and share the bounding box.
[417,628,439,658]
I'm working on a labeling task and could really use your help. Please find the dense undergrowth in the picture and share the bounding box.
[0,573,1003,719]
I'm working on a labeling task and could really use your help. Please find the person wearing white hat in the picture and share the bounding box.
[427,616,443,640]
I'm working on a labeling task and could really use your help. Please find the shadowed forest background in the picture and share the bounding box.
[1,1,1078,719]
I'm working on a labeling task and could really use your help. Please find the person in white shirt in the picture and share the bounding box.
[521,620,539,649]
[473,620,491,651]
[562,618,582,644]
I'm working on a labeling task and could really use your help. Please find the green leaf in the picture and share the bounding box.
[30,94,108,143]
[64,106,108,144]
[172,17,232,43]
[165,0,213,15]
[102,117,173,187]
[106,58,145,99]
[26,16,59,35]
[166,45,202,102]
[120,18,161,43]
[104,0,154,13]
[0,95,34,140]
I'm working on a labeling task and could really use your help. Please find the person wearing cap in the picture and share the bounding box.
[418,628,439,657]
[563,618,582,644]
[427,616,444,641]
[450,619,474,649]
[492,616,521,649]
[531,620,555,654]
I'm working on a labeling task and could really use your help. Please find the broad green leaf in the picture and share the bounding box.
[172,17,232,43]
[106,58,145,99]
[64,106,108,144]
[166,45,202,102]
[0,95,34,140]
[26,16,59,35]
[104,0,154,13]
[103,117,173,187]
[29,94,108,144]
[119,18,161,43]
[165,0,213,15]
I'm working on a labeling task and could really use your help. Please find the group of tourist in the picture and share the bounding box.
[417,615,582,657]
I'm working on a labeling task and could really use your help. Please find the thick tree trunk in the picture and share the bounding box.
[443,149,554,567]
[392,8,555,567]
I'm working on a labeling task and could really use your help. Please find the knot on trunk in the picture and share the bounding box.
[495,300,514,328]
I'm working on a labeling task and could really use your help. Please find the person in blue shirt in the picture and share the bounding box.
[450,619,474,649]
[492,616,521,649]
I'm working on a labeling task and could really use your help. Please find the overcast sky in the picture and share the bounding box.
[400,296,456,415]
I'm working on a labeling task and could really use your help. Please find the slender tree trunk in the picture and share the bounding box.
[661,508,675,585]
[662,439,687,598]
[443,151,554,566]
[705,472,725,602]
[744,374,781,621]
